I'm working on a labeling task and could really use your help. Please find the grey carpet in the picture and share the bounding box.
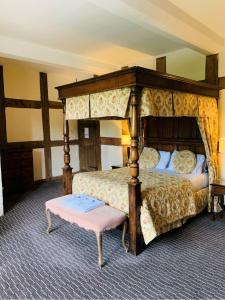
[1,181,225,300]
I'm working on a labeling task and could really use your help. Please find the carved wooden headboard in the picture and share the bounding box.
[143,117,205,154]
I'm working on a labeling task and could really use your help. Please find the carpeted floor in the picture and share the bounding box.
[1,181,225,299]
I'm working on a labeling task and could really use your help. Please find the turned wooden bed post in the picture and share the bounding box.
[62,98,73,195]
[128,86,144,255]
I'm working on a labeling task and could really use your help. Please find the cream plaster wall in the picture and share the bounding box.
[49,109,78,141]
[101,145,123,170]
[100,120,123,170]
[49,109,63,141]
[51,145,79,177]
[166,48,205,81]
[100,120,122,138]
[33,148,45,181]
[48,72,87,102]
[0,58,40,100]
[6,108,43,142]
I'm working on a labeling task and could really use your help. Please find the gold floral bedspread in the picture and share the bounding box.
[72,168,208,244]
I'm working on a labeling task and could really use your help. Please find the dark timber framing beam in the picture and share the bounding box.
[4,98,62,109]
[4,98,41,109]
[49,101,63,109]
[51,139,78,147]
[40,72,52,179]
[1,139,78,151]
[100,137,121,146]
[156,56,166,73]
[0,65,7,146]
[2,141,44,151]
[219,77,225,90]
[205,54,218,85]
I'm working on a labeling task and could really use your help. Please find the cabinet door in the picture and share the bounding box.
[78,120,101,172]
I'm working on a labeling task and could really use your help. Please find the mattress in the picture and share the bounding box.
[154,169,209,191]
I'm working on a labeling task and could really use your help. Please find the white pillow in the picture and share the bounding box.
[156,151,171,169]
[191,154,206,175]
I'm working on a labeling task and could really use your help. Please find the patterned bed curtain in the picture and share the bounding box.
[173,92,218,182]
[197,97,219,211]
[158,91,218,187]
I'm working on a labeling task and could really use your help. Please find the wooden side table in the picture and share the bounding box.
[211,179,225,220]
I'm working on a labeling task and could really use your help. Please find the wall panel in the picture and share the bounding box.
[51,145,79,177]
[101,145,123,170]
[49,109,63,141]
[48,72,80,101]
[33,148,46,181]
[1,59,40,100]
[100,120,122,138]
[6,108,43,142]
[49,109,78,141]
[100,120,123,170]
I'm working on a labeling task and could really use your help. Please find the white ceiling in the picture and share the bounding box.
[0,0,183,61]
[170,0,225,38]
[0,0,224,73]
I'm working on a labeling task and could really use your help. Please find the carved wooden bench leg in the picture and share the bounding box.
[95,232,103,269]
[45,208,52,233]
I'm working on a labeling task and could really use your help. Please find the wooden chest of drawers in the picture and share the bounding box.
[1,149,34,195]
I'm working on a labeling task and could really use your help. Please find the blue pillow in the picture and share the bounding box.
[156,151,171,169]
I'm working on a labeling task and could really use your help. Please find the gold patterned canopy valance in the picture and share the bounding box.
[66,95,90,120]
[90,88,131,118]
[65,87,217,120]
[66,88,131,120]
[140,88,173,117]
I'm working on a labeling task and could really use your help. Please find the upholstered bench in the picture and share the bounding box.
[45,196,128,268]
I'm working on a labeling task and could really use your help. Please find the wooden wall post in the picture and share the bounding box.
[40,72,52,179]
[156,56,166,73]
[205,54,218,85]
[128,86,144,255]
[62,98,72,194]
[0,66,7,146]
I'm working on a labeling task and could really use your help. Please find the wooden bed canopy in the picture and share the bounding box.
[56,66,219,255]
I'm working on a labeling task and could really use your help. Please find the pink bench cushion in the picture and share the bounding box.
[45,196,126,232]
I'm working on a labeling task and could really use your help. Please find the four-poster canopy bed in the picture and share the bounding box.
[56,66,219,255]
